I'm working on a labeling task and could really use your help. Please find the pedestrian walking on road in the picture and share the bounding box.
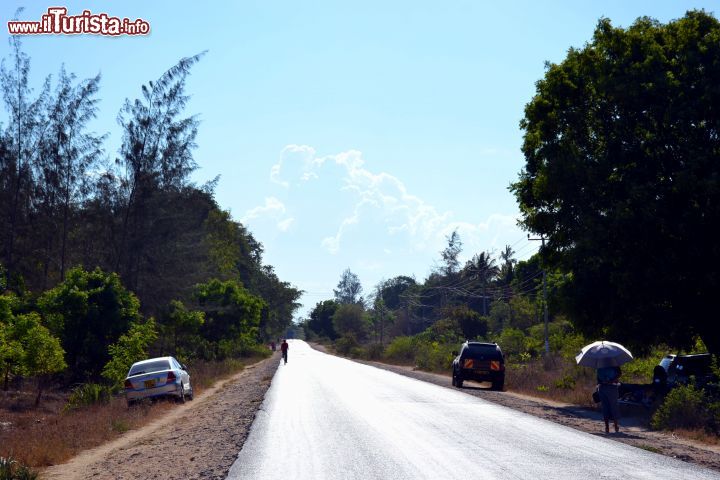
[280,339,289,364]
[597,366,621,433]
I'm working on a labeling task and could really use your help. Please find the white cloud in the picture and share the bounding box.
[241,197,295,233]
[241,197,286,222]
[270,144,320,187]
[321,210,359,254]
[277,217,295,232]
[270,144,523,255]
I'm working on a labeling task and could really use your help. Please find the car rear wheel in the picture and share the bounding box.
[177,385,186,404]
[187,386,194,401]
[456,376,464,388]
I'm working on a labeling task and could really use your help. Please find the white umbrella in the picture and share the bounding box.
[575,341,633,368]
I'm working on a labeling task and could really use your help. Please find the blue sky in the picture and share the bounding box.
[2,1,718,317]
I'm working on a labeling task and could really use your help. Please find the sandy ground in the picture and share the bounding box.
[359,358,720,472]
[41,355,280,480]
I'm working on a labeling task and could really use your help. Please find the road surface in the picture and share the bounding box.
[227,340,720,480]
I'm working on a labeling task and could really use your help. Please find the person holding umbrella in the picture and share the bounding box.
[596,364,622,433]
[576,341,633,434]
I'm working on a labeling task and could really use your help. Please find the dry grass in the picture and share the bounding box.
[671,428,720,445]
[0,356,264,468]
[504,355,599,406]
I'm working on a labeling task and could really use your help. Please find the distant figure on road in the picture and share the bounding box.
[597,366,621,433]
[270,341,276,352]
[280,339,289,364]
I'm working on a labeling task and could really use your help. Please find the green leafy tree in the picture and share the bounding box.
[449,305,488,340]
[158,300,205,358]
[22,313,67,405]
[495,327,527,357]
[376,276,416,310]
[332,303,368,340]
[102,319,158,388]
[369,294,394,345]
[512,11,720,354]
[37,267,141,380]
[421,317,463,344]
[308,300,339,340]
[0,293,23,390]
[490,296,537,333]
[253,265,302,340]
[195,279,265,359]
[333,268,364,306]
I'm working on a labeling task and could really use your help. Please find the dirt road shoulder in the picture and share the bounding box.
[41,355,280,480]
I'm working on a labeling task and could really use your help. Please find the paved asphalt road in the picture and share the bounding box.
[227,340,720,480]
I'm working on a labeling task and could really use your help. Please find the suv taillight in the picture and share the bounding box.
[490,361,503,371]
[124,379,133,389]
[166,371,177,383]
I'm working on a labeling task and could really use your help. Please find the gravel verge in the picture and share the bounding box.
[41,354,280,480]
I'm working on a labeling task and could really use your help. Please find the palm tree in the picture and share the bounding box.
[463,252,499,315]
[499,244,516,286]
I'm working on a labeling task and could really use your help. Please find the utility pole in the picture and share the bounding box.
[528,235,549,355]
[379,301,384,346]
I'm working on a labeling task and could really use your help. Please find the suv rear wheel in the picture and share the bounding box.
[491,379,504,391]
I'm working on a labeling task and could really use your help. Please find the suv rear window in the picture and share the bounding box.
[670,355,712,375]
[463,345,502,360]
[129,360,171,376]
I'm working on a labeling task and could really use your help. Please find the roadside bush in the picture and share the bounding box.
[102,319,158,388]
[64,383,111,411]
[365,343,385,360]
[349,347,366,359]
[652,384,708,430]
[0,456,37,480]
[554,374,576,390]
[335,334,359,356]
[614,345,672,383]
[709,402,720,433]
[495,327,527,357]
[415,341,454,372]
[384,336,416,363]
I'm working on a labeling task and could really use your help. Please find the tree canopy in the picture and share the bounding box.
[0,41,301,393]
[333,268,364,306]
[511,11,720,354]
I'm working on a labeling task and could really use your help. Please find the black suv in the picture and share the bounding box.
[653,353,715,390]
[452,341,505,390]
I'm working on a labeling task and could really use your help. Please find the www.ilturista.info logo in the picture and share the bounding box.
[8,7,150,36]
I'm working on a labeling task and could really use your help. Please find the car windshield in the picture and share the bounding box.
[129,360,171,376]
[464,345,501,359]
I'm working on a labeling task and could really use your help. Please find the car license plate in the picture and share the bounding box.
[144,379,156,389]
[474,370,489,375]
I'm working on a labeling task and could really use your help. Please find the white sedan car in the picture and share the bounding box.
[124,356,193,406]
